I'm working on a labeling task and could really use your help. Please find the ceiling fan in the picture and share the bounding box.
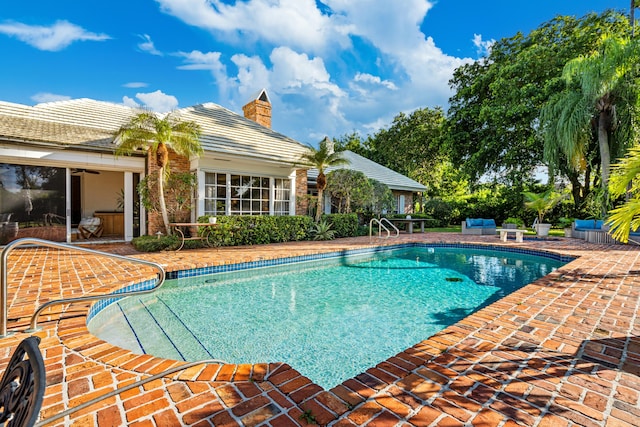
[71,168,100,175]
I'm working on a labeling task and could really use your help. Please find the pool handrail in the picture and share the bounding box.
[369,218,399,239]
[0,238,166,338]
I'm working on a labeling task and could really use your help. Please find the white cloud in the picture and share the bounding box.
[160,0,473,141]
[231,54,270,100]
[123,82,149,88]
[176,50,234,98]
[270,47,343,97]
[31,93,72,103]
[353,73,397,90]
[138,34,162,56]
[122,96,140,108]
[155,0,350,52]
[124,90,178,112]
[473,34,495,57]
[0,20,110,51]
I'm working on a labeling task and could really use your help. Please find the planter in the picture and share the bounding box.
[535,223,551,237]
[503,223,518,229]
[564,227,572,238]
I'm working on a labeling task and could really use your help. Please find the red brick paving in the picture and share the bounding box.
[1,233,639,426]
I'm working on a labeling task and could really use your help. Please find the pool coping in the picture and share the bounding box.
[85,242,574,391]
[2,234,639,426]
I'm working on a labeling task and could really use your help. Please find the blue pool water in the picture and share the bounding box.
[88,246,565,389]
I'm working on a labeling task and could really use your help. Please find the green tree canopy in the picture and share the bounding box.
[446,10,631,197]
[541,35,640,217]
[326,169,373,213]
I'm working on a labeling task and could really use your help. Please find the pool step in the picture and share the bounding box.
[118,297,214,361]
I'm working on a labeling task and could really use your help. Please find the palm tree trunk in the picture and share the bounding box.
[315,189,324,222]
[632,0,636,37]
[157,167,171,235]
[598,110,611,218]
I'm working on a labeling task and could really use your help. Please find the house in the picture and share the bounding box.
[307,150,426,215]
[0,89,310,244]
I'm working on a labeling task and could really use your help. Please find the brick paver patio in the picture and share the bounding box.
[1,233,639,426]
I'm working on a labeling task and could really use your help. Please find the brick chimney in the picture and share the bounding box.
[242,89,272,128]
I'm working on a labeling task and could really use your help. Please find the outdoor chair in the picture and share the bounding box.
[461,218,496,235]
[0,336,46,427]
[78,217,104,239]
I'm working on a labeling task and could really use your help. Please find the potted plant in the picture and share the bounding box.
[557,217,575,238]
[523,190,565,237]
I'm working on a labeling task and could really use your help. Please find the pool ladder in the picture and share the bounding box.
[0,238,166,338]
[369,218,400,239]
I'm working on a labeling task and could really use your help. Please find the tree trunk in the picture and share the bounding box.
[315,189,324,222]
[597,109,611,218]
[315,173,327,222]
[157,167,171,235]
[632,0,636,37]
[157,143,169,168]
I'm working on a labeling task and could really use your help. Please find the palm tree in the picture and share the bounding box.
[115,111,202,235]
[541,35,640,217]
[299,137,349,222]
[607,144,640,243]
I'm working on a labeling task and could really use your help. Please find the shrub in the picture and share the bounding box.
[132,235,181,252]
[197,215,314,247]
[312,221,336,240]
[423,199,454,227]
[321,213,359,238]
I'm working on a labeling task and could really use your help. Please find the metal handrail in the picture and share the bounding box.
[380,218,400,237]
[1,238,166,338]
[369,218,399,239]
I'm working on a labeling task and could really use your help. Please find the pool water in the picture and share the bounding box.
[89,247,564,389]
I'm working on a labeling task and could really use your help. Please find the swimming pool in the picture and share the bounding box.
[88,245,566,389]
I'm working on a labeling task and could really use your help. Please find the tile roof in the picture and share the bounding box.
[174,103,308,164]
[0,99,127,150]
[307,150,426,192]
[0,99,309,163]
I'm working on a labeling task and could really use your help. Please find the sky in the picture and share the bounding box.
[0,1,631,145]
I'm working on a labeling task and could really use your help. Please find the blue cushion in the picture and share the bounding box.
[574,219,595,230]
[483,219,496,227]
[468,218,484,227]
[594,220,604,229]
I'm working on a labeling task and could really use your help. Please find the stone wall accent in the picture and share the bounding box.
[146,148,191,236]
[395,191,415,214]
[295,169,308,215]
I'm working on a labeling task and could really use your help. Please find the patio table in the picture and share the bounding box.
[169,222,218,250]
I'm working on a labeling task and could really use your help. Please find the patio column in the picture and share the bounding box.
[124,172,133,242]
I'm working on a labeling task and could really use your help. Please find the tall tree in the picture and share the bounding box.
[299,137,349,222]
[115,111,202,235]
[446,10,631,198]
[326,169,373,213]
[541,35,640,216]
[365,107,445,179]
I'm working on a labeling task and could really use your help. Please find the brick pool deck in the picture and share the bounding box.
[1,233,639,426]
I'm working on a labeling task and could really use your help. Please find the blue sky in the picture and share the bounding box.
[0,1,631,145]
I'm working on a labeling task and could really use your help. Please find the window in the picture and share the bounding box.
[204,173,226,215]
[274,178,291,216]
[205,173,290,216]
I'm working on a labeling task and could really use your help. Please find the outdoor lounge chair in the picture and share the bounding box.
[571,219,605,240]
[78,217,104,239]
[461,218,496,235]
